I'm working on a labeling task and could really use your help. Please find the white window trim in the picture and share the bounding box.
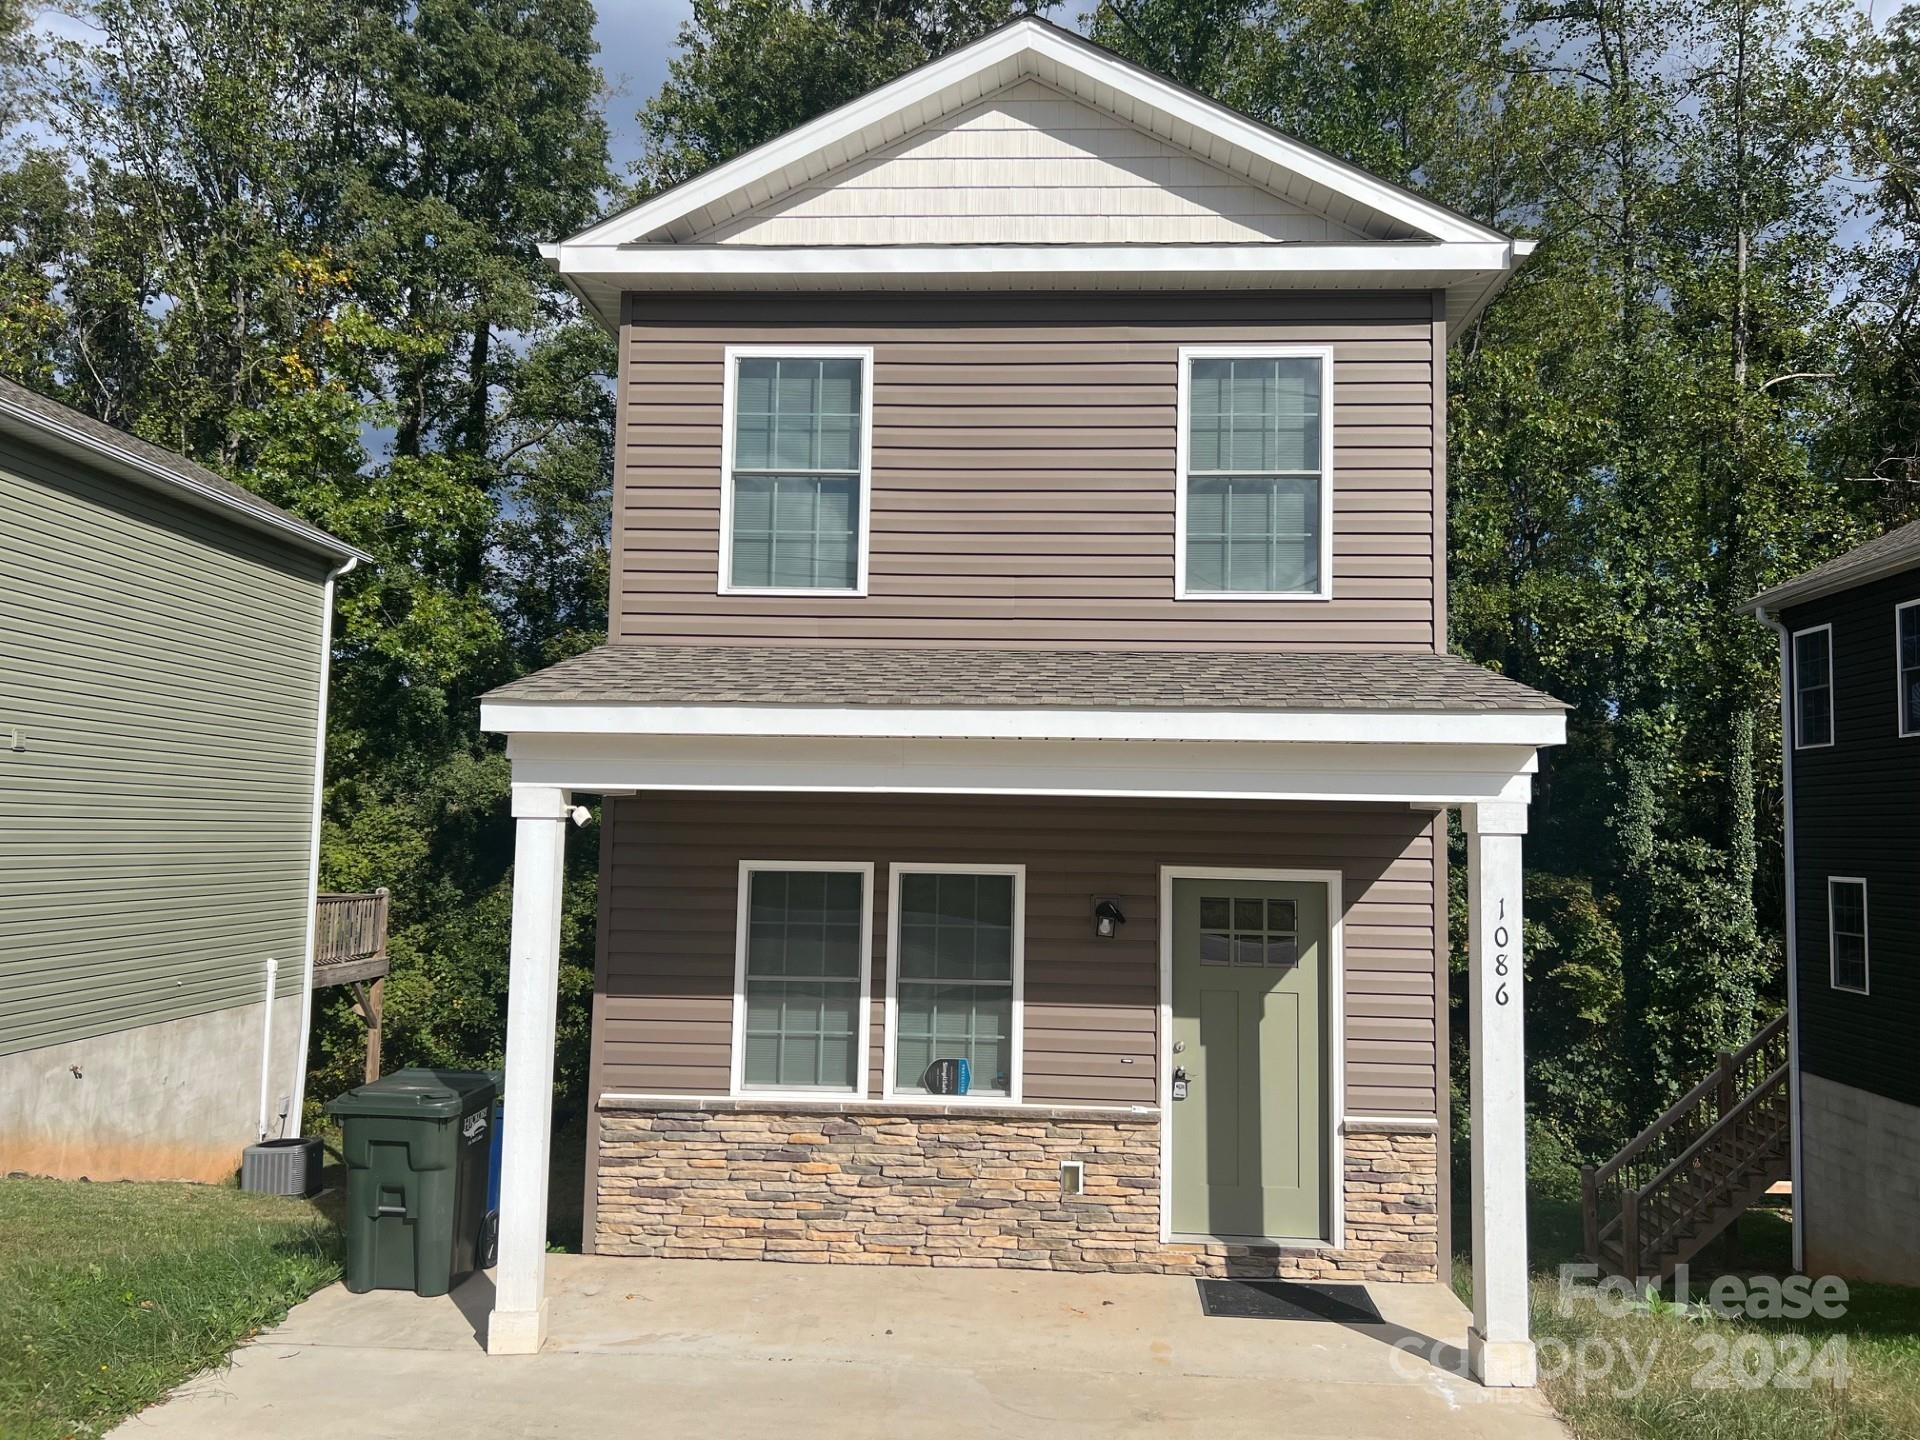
[882,862,1026,1105]
[1896,599,1920,738]
[718,345,875,597]
[729,859,876,1100]
[1174,343,1336,603]
[1826,876,1870,996]
[1791,623,1835,751]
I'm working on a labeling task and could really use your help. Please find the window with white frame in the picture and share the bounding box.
[736,864,870,1093]
[1898,601,1920,737]
[1792,625,1834,749]
[722,350,870,593]
[1828,877,1869,994]
[889,866,1023,1098]
[1178,349,1332,599]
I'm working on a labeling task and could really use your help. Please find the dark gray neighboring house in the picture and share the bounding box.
[1748,518,1920,1285]
[0,377,365,1182]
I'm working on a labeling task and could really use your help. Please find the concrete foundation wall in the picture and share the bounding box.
[595,1100,1438,1281]
[1801,1071,1920,1286]
[0,992,307,1182]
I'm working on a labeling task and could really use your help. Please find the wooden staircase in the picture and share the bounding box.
[1580,1013,1791,1283]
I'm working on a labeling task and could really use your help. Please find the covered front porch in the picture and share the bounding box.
[477,645,1564,1388]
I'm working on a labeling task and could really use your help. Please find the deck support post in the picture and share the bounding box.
[487,784,571,1357]
[1463,797,1537,1388]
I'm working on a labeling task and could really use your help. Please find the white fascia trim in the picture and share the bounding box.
[481,699,1566,749]
[718,345,875,597]
[1174,344,1336,602]
[566,21,1501,249]
[549,241,1519,283]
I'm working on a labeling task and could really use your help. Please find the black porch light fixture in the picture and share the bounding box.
[1093,899,1126,938]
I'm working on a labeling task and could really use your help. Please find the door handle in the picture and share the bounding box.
[1172,1065,1191,1101]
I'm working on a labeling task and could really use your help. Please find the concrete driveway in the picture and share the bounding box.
[110,1256,1567,1439]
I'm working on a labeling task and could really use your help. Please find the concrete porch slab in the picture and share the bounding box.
[110,1255,1568,1439]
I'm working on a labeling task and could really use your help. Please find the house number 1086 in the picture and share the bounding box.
[1492,897,1511,1006]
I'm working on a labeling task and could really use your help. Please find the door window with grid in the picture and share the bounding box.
[739,867,867,1092]
[1182,354,1327,597]
[892,870,1020,1097]
[726,354,866,591]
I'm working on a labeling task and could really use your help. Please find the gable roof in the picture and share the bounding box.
[1745,519,1920,618]
[0,376,366,565]
[547,18,1530,337]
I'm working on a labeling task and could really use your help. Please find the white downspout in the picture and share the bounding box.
[1766,616,1805,1272]
[287,555,357,1136]
[257,956,279,1139]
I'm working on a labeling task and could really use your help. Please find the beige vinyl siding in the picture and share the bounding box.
[595,793,1441,1116]
[0,435,329,1056]
[700,79,1364,247]
[617,292,1440,650]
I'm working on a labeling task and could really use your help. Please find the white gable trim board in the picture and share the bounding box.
[550,19,1530,336]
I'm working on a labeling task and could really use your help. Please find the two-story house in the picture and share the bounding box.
[1748,518,1920,1285]
[477,20,1564,1385]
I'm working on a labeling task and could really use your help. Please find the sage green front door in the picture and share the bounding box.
[1169,877,1328,1240]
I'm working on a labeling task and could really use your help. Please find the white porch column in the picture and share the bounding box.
[486,784,571,1356]
[1463,797,1537,1388]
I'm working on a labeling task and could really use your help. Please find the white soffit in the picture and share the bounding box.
[480,699,1567,750]
[550,19,1527,334]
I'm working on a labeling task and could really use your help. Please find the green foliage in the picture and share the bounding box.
[634,0,1057,193]
[0,1178,340,1440]
[1101,0,1896,1159]
[0,0,615,1124]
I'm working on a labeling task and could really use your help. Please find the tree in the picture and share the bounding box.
[634,0,1056,195]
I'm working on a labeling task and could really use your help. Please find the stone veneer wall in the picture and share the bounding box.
[594,1100,1438,1281]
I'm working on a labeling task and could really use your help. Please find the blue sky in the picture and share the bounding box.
[595,0,694,171]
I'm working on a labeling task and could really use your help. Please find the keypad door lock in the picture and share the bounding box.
[1171,1065,1191,1101]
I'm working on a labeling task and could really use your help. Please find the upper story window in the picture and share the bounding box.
[1176,347,1333,601]
[720,348,872,595]
[1898,600,1919,737]
[1792,624,1834,749]
[1828,877,1869,994]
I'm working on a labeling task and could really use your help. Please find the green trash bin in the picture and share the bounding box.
[329,1069,497,1296]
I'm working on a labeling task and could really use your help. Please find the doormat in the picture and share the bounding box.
[1195,1279,1384,1323]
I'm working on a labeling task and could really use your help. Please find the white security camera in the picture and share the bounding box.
[570,805,592,827]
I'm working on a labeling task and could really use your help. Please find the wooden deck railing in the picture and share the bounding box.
[1581,1012,1791,1281]
[315,889,391,1082]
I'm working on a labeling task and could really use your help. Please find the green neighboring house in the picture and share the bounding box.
[0,377,364,1182]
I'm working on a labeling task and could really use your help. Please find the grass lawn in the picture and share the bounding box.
[1457,1198,1920,1440]
[0,1176,341,1440]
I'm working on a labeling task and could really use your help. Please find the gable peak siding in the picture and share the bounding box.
[693,78,1372,249]
[616,291,1443,652]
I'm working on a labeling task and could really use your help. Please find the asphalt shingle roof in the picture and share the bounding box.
[486,644,1566,713]
[1746,519,1920,616]
[0,376,363,562]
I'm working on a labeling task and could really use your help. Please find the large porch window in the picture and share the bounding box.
[732,861,873,1095]
[886,864,1024,1099]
